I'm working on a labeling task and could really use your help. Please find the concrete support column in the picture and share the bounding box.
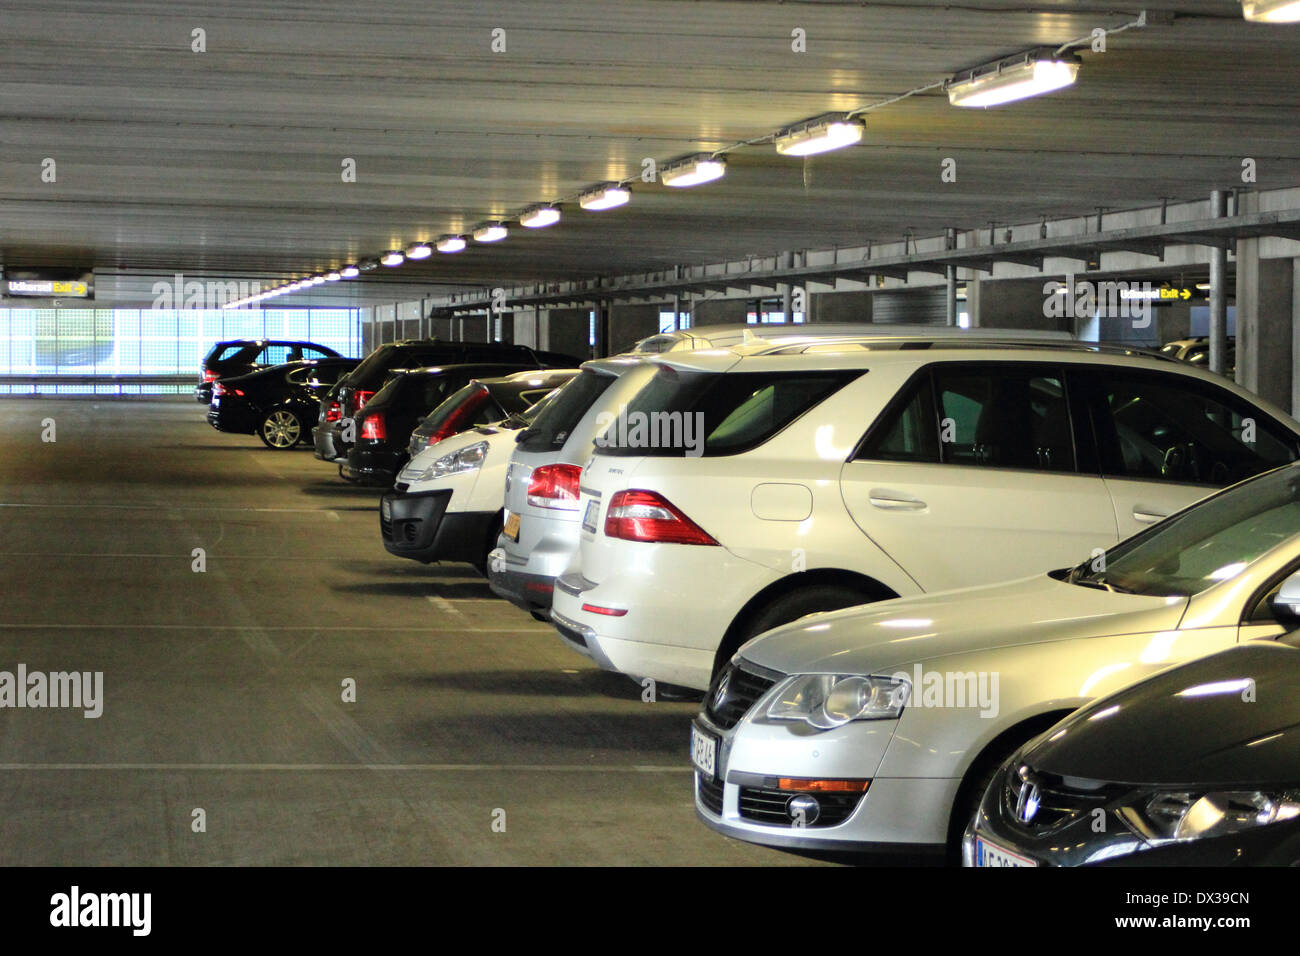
[964,275,982,328]
[1209,190,1229,374]
[1234,232,1292,409]
[779,251,794,321]
[944,230,958,327]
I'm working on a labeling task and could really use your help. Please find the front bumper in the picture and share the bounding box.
[380,489,496,565]
[690,667,952,853]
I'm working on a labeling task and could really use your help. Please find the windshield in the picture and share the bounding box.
[1071,464,1300,597]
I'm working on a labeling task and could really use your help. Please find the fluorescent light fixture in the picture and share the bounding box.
[358,258,380,272]
[579,184,631,211]
[340,265,360,278]
[406,241,433,259]
[661,154,726,187]
[473,222,508,243]
[946,49,1080,108]
[774,114,865,156]
[520,204,561,228]
[325,271,342,281]
[309,275,326,284]
[381,249,405,266]
[1242,0,1300,21]
[437,235,467,253]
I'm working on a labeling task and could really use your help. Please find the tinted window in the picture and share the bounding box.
[260,344,297,365]
[516,369,614,452]
[859,378,940,463]
[1084,371,1297,487]
[933,368,1074,472]
[206,344,247,363]
[596,367,860,458]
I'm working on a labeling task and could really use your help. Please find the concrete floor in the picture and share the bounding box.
[0,398,823,865]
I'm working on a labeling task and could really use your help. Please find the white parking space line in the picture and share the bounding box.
[0,763,689,772]
[426,595,465,619]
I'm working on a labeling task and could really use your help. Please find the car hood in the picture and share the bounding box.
[739,573,1187,677]
[1024,642,1300,788]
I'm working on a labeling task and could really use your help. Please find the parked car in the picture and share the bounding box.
[487,358,661,619]
[1161,336,1236,376]
[967,633,1300,866]
[316,339,578,467]
[344,363,548,485]
[380,381,570,571]
[207,358,360,448]
[405,369,579,460]
[627,323,1051,354]
[552,335,1300,693]
[691,459,1300,859]
[197,339,342,404]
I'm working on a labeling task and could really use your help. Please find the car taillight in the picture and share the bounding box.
[212,382,224,396]
[526,463,582,510]
[360,413,387,441]
[325,402,342,423]
[203,369,219,382]
[427,387,489,446]
[603,489,718,545]
[350,389,375,413]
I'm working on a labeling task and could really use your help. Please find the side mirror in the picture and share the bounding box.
[1270,571,1300,625]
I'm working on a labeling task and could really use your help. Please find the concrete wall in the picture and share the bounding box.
[540,308,592,361]
[692,297,750,326]
[608,303,664,354]
[809,290,872,323]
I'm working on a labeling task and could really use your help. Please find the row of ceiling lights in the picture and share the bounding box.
[224,0,1297,309]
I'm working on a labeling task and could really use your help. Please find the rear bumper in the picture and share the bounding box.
[195,384,212,404]
[313,421,348,462]
[207,402,257,434]
[487,560,557,612]
[380,489,496,565]
[345,444,404,485]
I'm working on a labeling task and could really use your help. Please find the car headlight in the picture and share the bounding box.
[1126,790,1300,842]
[766,674,909,730]
[404,441,489,483]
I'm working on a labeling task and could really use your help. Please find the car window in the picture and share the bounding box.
[259,344,294,365]
[206,344,247,362]
[306,364,347,387]
[858,377,941,463]
[285,366,312,384]
[1084,371,1297,487]
[517,369,616,452]
[302,347,332,361]
[596,367,861,458]
[899,366,1076,472]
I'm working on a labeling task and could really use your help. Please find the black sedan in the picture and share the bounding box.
[966,632,1300,867]
[208,358,359,448]
[197,338,342,404]
[343,363,542,485]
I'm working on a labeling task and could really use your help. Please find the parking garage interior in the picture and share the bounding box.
[4,0,1300,909]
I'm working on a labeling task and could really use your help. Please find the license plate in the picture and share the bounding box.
[211,396,220,407]
[581,497,600,534]
[690,723,718,779]
[503,511,521,541]
[380,497,391,520]
[974,836,1037,867]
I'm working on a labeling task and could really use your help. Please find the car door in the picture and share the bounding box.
[839,362,1118,593]
[1072,368,1300,539]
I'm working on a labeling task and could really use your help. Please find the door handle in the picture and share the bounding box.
[1132,508,1168,524]
[869,489,927,511]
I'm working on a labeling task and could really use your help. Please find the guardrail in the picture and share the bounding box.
[0,374,197,395]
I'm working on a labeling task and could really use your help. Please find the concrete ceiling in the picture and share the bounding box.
[1,0,1297,305]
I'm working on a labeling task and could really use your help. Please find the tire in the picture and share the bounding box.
[715,584,877,682]
[257,407,304,449]
[472,514,504,577]
[948,742,1022,862]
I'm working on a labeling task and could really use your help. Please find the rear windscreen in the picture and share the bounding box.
[206,344,251,363]
[515,369,614,452]
[595,367,861,457]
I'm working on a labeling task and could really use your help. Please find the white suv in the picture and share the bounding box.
[549,336,1300,691]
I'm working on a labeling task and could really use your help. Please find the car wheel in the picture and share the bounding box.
[473,514,504,577]
[714,585,877,682]
[258,408,303,449]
